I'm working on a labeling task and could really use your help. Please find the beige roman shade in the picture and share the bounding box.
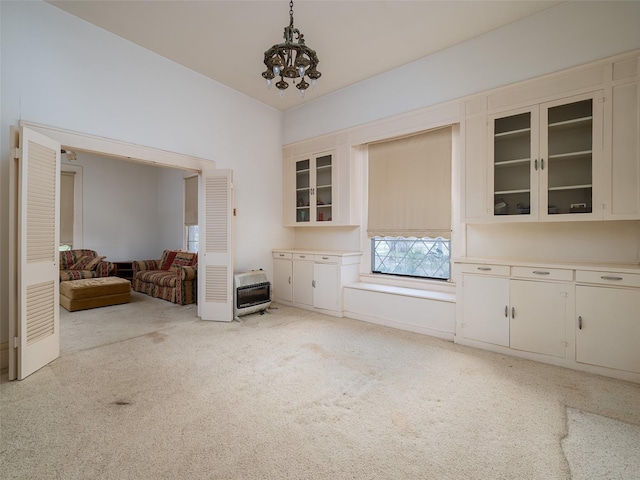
[60,171,75,247]
[367,126,452,239]
[184,175,198,226]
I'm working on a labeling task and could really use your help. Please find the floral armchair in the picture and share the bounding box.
[59,249,114,281]
[132,250,198,305]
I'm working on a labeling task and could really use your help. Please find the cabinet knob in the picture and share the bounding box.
[288,276,291,284]
[534,159,538,171]
[540,158,545,170]
[511,307,515,319]
[312,280,316,288]
[504,305,508,318]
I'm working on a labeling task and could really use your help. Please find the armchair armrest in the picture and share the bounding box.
[179,265,197,281]
[132,259,161,275]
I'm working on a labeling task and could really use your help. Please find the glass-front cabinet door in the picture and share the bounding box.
[490,107,539,217]
[294,153,333,224]
[488,91,602,221]
[540,95,601,218]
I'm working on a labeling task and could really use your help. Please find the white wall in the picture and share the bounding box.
[62,152,187,262]
[284,1,640,144]
[0,1,293,353]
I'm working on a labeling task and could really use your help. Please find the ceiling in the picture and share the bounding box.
[48,0,564,111]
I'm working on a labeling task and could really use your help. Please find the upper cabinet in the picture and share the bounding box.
[293,153,334,224]
[283,134,360,227]
[462,51,640,224]
[488,91,603,221]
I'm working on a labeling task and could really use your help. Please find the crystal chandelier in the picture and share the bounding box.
[261,0,321,98]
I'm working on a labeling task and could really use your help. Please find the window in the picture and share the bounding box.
[184,175,198,252]
[186,225,199,253]
[367,127,452,280]
[372,237,450,280]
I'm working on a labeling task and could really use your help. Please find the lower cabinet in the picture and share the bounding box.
[273,252,293,303]
[272,250,361,316]
[460,274,509,346]
[460,274,569,357]
[457,260,640,382]
[576,285,640,374]
[509,280,569,358]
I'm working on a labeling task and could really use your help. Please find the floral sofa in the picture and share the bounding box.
[59,249,114,281]
[132,250,198,305]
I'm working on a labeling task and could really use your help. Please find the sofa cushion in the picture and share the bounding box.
[161,251,178,270]
[71,255,106,270]
[137,270,178,287]
[169,252,196,272]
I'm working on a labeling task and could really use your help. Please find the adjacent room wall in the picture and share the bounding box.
[0,1,293,356]
[62,152,186,262]
[284,1,640,144]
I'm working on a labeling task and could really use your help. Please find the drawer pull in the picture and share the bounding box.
[578,316,583,330]
[504,305,508,318]
[477,267,492,271]
[511,307,515,319]
[322,257,329,260]
[600,275,623,281]
[299,255,306,258]
[279,254,285,257]
[532,271,550,275]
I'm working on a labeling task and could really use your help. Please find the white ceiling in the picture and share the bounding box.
[48,0,564,111]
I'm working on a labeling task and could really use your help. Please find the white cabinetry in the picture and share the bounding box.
[283,134,359,227]
[273,252,293,303]
[489,91,603,220]
[575,271,640,375]
[456,259,640,383]
[459,264,571,358]
[460,273,509,346]
[272,250,361,316]
[605,62,640,219]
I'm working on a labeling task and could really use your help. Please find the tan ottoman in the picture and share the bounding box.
[60,277,131,312]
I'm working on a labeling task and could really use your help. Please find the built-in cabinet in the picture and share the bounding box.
[462,52,640,223]
[489,92,603,220]
[283,134,360,227]
[272,250,361,317]
[456,259,640,382]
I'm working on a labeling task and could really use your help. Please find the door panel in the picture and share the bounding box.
[199,169,234,321]
[16,126,61,379]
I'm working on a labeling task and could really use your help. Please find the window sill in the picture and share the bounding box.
[358,273,455,294]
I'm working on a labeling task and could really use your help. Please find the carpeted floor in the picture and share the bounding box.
[1,292,639,479]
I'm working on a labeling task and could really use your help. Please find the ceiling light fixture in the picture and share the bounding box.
[261,0,321,99]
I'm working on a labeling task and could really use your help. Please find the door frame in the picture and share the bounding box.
[8,121,221,380]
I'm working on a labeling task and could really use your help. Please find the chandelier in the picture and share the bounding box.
[261,0,321,98]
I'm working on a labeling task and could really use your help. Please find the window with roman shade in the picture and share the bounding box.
[184,175,199,252]
[368,126,452,239]
[368,126,452,280]
[60,171,75,249]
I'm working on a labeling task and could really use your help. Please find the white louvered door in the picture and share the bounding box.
[16,126,61,379]
[199,169,234,321]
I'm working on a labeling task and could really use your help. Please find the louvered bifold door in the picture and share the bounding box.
[17,127,61,379]
[199,169,234,321]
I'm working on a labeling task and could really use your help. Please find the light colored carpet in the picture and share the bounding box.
[1,293,639,480]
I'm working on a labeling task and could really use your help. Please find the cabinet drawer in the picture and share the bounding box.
[293,253,313,261]
[273,252,292,260]
[511,266,573,281]
[314,254,340,263]
[459,264,510,276]
[576,270,640,288]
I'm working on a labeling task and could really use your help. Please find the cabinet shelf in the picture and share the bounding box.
[548,150,592,161]
[495,127,531,139]
[548,184,592,192]
[495,158,530,167]
[548,116,592,129]
[495,188,531,195]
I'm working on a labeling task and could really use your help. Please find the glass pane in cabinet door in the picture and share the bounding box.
[315,155,332,222]
[493,112,531,216]
[296,159,310,222]
[546,99,593,215]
